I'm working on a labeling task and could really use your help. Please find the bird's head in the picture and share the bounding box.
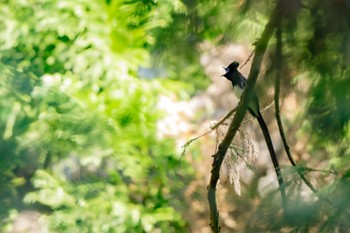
[222,61,240,80]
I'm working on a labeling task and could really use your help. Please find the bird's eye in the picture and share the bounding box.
[224,67,230,72]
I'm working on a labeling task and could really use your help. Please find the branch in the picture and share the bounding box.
[274,24,317,192]
[240,51,254,69]
[210,107,237,130]
[207,5,280,232]
[273,23,350,216]
[180,107,238,162]
[274,25,295,167]
[180,101,273,163]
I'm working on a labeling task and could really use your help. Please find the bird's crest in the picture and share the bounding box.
[227,61,239,71]
[223,61,239,73]
[222,61,240,78]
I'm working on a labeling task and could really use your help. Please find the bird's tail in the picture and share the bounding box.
[256,112,287,210]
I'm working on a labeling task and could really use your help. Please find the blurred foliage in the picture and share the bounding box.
[151,0,269,92]
[0,0,193,232]
[1,0,350,232]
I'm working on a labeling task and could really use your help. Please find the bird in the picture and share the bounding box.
[222,61,286,208]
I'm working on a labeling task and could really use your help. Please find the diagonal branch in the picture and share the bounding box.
[274,24,333,179]
[274,24,317,192]
[207,4,281,232]
[273,22,350,218]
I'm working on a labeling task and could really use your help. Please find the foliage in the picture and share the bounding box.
[0,0,193,232]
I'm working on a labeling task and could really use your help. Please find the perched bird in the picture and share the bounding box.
[222,61,286,207]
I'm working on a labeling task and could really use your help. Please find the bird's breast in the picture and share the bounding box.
[233,86,244,98]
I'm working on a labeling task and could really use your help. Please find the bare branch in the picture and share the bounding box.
[239,51,255,69]
[210,107,237,130]
[180,107,238,162]
[180,131,211,158]
[180,101,273,162]
[273,23,347,213]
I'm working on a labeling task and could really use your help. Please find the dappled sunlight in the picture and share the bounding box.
[1,0,350,233]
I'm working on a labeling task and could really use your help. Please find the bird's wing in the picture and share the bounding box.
[237,75,260,116]
[237,75,247,89]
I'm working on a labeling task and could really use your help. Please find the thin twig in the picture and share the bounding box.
[240,51,255,69]
[210,107,237,130]
[181,100,274,161]
[180,131,211,158]
[301,167,335,174]
[180,107,238,161]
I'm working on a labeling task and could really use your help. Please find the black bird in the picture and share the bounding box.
[222,61,286,208]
